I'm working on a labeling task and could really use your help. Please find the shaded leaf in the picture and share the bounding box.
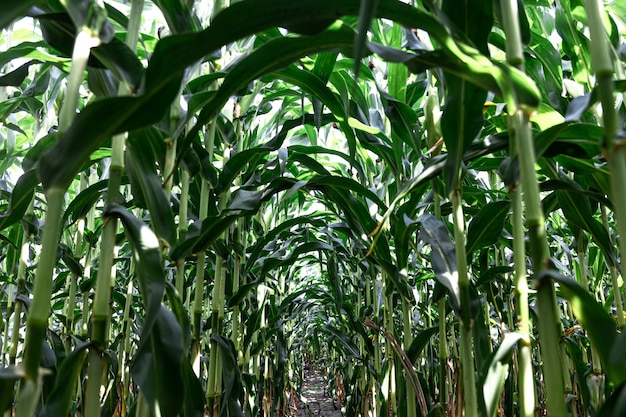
[536,270,623,385]
[481,333,524,417]
[38,342,91,417]
[0,365,24,413]
[127,129,177,247]
[131,306,185,417]
[0,169,38,231]
[466,200,510,254]
[418,214,460,313]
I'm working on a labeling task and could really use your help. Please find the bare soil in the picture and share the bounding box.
[291,369,342,417]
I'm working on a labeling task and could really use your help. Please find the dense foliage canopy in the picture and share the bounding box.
[1,1,626,416]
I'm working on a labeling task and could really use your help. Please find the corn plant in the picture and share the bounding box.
[1,0,626,416]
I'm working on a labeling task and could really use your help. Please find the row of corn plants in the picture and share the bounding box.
[1,0,626,416]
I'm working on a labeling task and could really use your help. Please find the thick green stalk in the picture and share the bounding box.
[85,2,142,413]
[512,189,535,417]
[176,170,190,296]
[58,31,100,133]
[517,110,566,416]
[192,179,210,338]
[16,189,65,417]
[8,199,32,366]
[500,2,537,414]
[402,299,416,417]
[500,1,566,415]
[117,279,134,416]
[437,297,448,404]
[450,189,478,417]
[17,18,102,408]
[585,0,626,326]
[192,117,217,376]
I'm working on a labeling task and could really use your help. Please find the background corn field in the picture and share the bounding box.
[1,0,626,416]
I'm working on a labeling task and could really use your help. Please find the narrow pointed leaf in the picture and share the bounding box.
[102,205,165,346]
[131,306,185,417]
[418,214,460,313]
[38,342,91,417]
[536,271,622,384]
[466,200,510,255]
[482,333,525,417]
[556,190,617,267]
[127,130,177,247]
[0,169,38,231]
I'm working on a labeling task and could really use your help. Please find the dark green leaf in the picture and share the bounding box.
[1,0,39,30]
[418,214,460,313]
[466,200,510,254]
[556,190,617,267]
[354,0,379,77]
[0,365,24,413]
[38,342,91,417]
[127,129,177,247]
[152,0,196,34]
[481,333,524,417]
[536,271,622,385]
[0,61,38,87]
[211,335,245,417]
[131,306,185,417]
[103,205,165,347]
[0,170,38,232]
[406,326,438,363]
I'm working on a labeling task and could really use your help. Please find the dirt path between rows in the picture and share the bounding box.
[292,369,342,417]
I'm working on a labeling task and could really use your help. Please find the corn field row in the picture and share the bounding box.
[1,0,626,416]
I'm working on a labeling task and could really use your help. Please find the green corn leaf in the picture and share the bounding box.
[0,169,38,231]
[406,326,439,364]
[481,333,525,417]
[418,214,460,314]
[354,0,379,78]
[556,190,617,267]
[102,205,165,349]
[466,200,510,255]
[536,270,623,385]
[126,129,177,247]
[152,0,197,34]
[169,214,238,260]
[441,0,492,192]
[0,365,24,413]
[130,306,185,417]
[0,61,38,87]
[39,0,539,192]
[211,335,245,417]
[37,342,91,417]
[1,0,39,31]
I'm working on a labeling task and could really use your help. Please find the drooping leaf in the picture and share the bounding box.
[466,200,510,255]
[212,335,245,417]
[0,61,39,87]
[1,0,39,30]
[152,0,197,34]
[39,0,539,192]
[169,214,238,260]
[406,326,439,364]
[37,342,91,417]
[536,270,623,385]
[354,0,379,78]
[556,190,617,267]
[131,306,185,417]
[481,333,525,417]
[418,214,460,313]
[102,205,165,348]
[0,169,38,231]
[441,0,492,192]
[0,365,24,413]
[126,129,177,247]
